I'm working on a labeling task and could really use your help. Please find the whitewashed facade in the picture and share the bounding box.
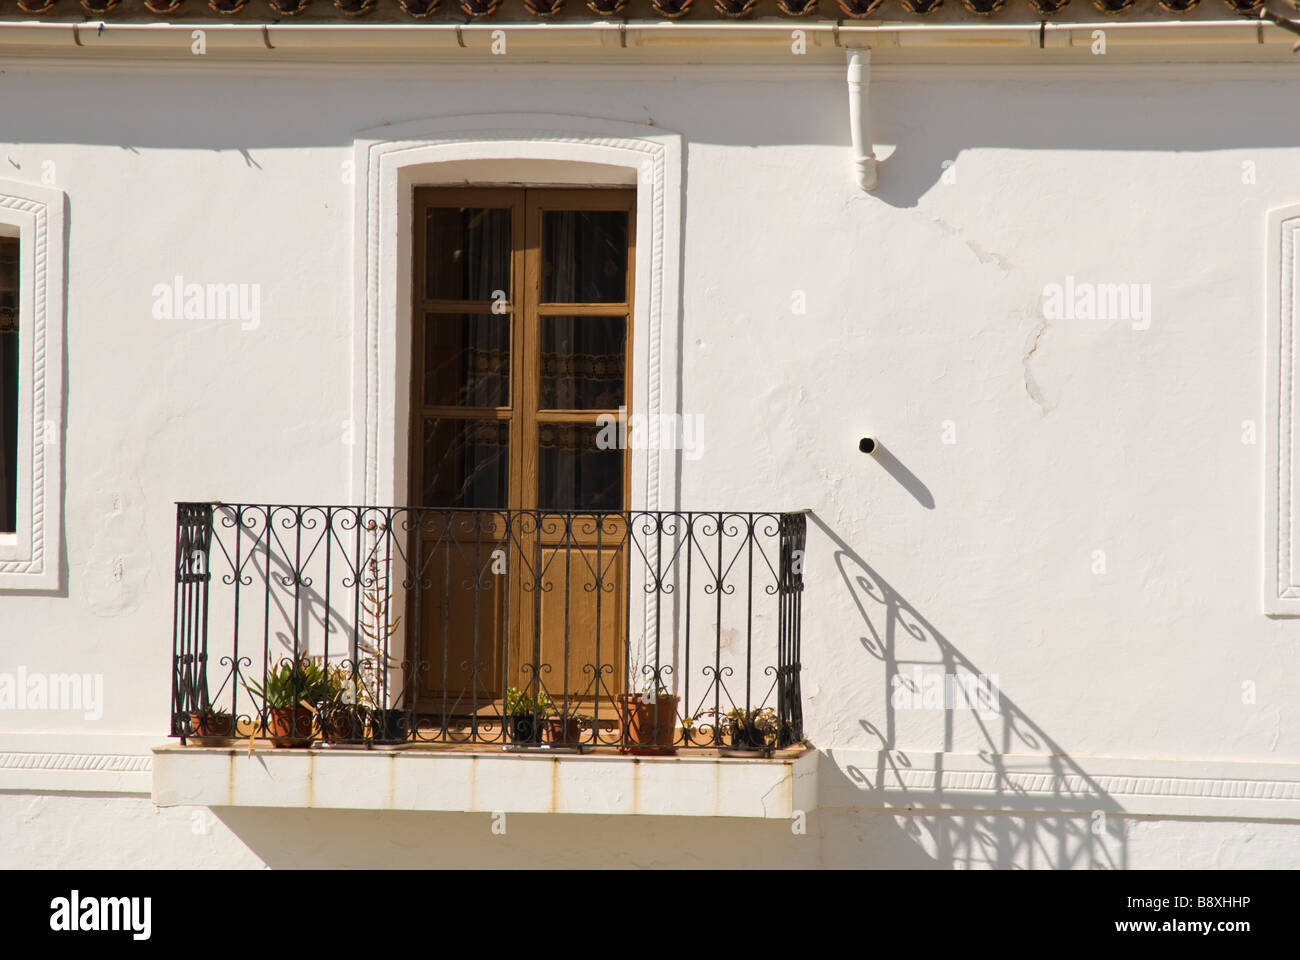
[3,8,1300,869]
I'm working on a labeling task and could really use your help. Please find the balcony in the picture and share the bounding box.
[168,503,806,765]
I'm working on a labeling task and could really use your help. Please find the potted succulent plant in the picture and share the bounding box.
[245,656,326,748]
[503,686,552,746]
[186,705,235,744]
[616,678,680,755]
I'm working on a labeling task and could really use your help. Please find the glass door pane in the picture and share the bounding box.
[539,315,626,410]
[425,207,512,302]
[423,313,511,408]
[420,418,509,509]
[537,422,624,512]
[540,209,629,303]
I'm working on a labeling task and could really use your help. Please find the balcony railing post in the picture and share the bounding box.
[172,502,214,740]
[777,512,806,747]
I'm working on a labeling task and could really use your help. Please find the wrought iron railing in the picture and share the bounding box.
[172,503,805,753]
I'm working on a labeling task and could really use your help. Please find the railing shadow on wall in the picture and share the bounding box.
[809,513,1128,870]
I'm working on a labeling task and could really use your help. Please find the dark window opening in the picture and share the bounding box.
[0,236,18,534]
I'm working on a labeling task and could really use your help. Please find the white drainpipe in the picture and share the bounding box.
[846,48,878,192]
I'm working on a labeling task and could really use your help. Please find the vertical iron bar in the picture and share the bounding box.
[230,506,243,724]
[713,511,722,731]
[260,505,272,737]
[171,505,186,739]
[470,509,483,743]
[683,512,694,744]
[745,513,754,712]
[562,513,572,715]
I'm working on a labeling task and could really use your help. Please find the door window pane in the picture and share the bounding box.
[422,418,509,509]
[425,207,511,302]
[538,423,623,512]
[540,210,628,303]
[423,313,510,408]
[0,237,17,534]
[540,315,625,410]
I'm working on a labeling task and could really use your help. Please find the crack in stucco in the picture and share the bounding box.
[1023,319,1052,414]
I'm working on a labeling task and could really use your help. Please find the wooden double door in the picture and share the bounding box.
[409,187,635,715]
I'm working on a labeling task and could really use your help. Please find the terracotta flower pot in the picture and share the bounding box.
[187,711,234,743]
[544,715,583,747]
[268,705,315,747]
[616,694,680,755]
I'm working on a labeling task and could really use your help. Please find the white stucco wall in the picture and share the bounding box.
[2,54,1299,868]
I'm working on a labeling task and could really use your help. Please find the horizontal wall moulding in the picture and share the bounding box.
[819,749,1300,819]
[0,751,154,794]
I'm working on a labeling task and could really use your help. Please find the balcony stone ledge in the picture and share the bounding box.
[151,744,819,819]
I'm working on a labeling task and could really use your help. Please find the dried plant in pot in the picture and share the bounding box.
[544,710,588,748]
[245,656,326,748]
[356,551,406,745]
[504,687,552,746]
[319,665,370,746]
[616,679,680,755]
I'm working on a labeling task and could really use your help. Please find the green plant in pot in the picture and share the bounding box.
[721,706,778,755]
[616,676,680,756]
[245,655,326,747]
[691,706,779,754]
[504,686,553,745]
